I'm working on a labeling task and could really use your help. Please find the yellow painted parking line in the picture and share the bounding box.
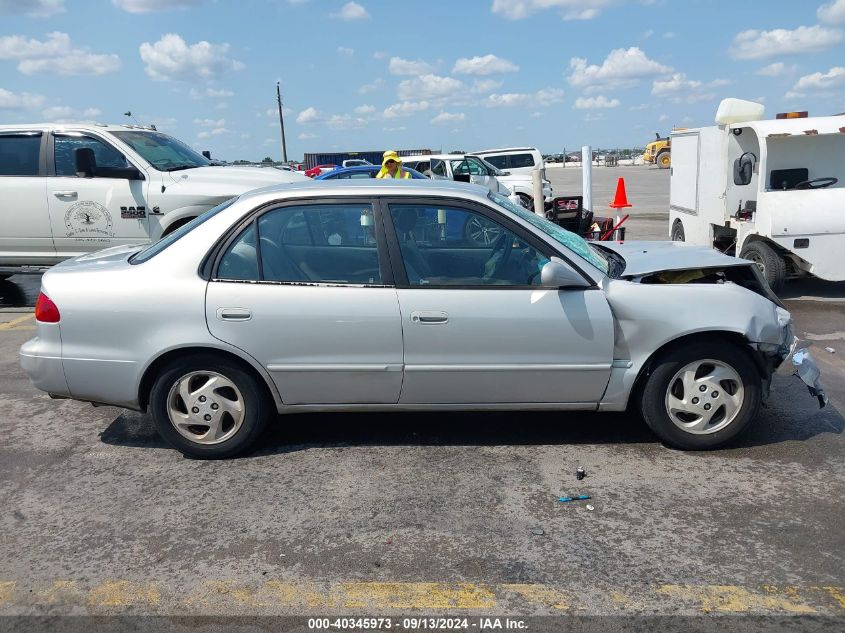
[0,314,35,330]
[659,584,816,614]
[0,581,843,613]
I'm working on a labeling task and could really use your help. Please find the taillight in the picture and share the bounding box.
[35,292,60,323]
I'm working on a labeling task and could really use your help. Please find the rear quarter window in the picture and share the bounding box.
[510,154,536,169]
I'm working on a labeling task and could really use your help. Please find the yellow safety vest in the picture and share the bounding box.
[376,166,410,179]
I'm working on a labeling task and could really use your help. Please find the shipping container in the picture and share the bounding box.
[303,149,432,169]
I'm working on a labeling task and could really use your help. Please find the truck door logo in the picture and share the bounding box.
[64,201,115,241]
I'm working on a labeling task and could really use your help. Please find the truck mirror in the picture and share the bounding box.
[75,148,96,178]
[202,150,211,160]
[733,152,756,186]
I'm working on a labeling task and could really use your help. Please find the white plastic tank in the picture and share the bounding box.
[715,98,765,125]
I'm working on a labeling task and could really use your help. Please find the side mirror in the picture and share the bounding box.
[75,147,96,178]
[733,152,755,186]
[541,258,592,289]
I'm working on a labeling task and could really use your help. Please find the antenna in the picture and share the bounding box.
[124,111,140,125]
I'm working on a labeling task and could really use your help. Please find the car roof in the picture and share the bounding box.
[0,123,163,133]
[403,154,472,161]
[240,178,488,203]
[316,165,427,179]
[471,147,540,154]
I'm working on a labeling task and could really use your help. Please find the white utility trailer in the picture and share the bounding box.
[669,98,845,290]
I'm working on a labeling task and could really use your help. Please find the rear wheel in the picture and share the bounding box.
[671,220,685,242]
[657,151,671,169]
[516,193,533,209]
[149,354,271,458]
[739,241,785,292]
[639,342,761,450]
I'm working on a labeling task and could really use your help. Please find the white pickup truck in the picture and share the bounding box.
[0,123,308,278]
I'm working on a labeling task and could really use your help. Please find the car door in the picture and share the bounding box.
[0,131,57,265]
[382,199,614,404]
[47,131,151,257]
[451,157,497,193]
[206,199,404,405]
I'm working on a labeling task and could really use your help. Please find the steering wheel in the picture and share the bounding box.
[483,233,513,281]
[794,177,838,190]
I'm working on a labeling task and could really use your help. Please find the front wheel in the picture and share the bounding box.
[739,241,785,292]
[149,354,271,458]
[639,342,761,450]
[657,151,671,169]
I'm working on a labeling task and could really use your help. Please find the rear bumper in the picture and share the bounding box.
[20,331,70,397]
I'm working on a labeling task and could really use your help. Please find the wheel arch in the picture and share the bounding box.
[138,345,282,413]
[627,330,767,412]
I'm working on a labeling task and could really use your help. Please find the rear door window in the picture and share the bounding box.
[483,155,508,170]
[510,153,536,169]
[0,133,42,176]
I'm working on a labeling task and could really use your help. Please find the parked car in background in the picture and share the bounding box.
[342,159,373,168]
[0,122,308,279]
[305,164,338,178]
[470,147,545,176]
[21,179,803,458]
[315,165,428,180]
[402,153,553,209]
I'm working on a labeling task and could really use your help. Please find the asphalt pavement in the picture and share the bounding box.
[0,166,842,629]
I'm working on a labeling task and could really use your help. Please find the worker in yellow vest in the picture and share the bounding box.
[375,150,411,179]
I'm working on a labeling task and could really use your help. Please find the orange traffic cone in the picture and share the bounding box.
[609,177,632,209]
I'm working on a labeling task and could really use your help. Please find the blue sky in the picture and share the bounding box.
[1,0,844,160]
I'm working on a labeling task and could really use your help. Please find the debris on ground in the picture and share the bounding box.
[576,466,586,480]
[531,527,545,535]
[792,348,828,408]
[559,495,591,503]
[825,347,835,354]
[586,505,595,511]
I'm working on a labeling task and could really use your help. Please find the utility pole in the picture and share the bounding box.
[276,81,288,163]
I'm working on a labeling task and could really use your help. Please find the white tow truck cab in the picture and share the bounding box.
[0,122,307,277]
[669,98,845,290]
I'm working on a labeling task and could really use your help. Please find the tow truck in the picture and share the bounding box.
[669,98,845,290]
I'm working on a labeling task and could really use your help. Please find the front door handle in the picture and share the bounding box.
[53,191,78,199]
[410,310,448,324]
[217,307,252,322]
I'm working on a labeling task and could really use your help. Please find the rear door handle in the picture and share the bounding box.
[410,310,448,324]
[53,191,77,199]
[217,308,252,322]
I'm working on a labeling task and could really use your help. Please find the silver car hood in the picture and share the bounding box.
[598,241,751,277]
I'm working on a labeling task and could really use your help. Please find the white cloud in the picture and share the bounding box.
[471,78,503,94]
[197,127,229,140]
[113,0,205,11]
[651,73,727,104]
[354,104,376,114]
[194,118,226,127]
[452,54,519,75]
[0,32,120,76]
[397,74,464,101]
[296,107,321,124]
[663,31,676,39]
[337,46,354,56]
[383,126,406,132]
[430,111,466,125]
[40,105,102,122]
[568,47,672,91]
[139,33,244,81]
[574,95,620,109]
[642,29,654,39]
[383,101,430,119]
[358,77,385,93]
[325,114,368,129]
[372,51,387,59]
[41,106,72,120]
[482,88,564,108]
[82,108,102,118]
[659,114,670,122]
[730,25,843,60]
[331,1,369,20]
[190,87,235,98]
[0,0,64,17]
[388,56,434,75]
[491,0,616,20]
[792,66,845,92]
[298,132,318,140]
[756,62,796,77]
[819,0,845,24]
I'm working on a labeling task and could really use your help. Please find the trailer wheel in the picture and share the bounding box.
[739,241,786,292]
[671,220,685,242]
[657,151,671,169]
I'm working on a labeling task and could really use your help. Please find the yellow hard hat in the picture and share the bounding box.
[382,150,401,166]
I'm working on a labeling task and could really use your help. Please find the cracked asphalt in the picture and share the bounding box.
[0,166,842,631]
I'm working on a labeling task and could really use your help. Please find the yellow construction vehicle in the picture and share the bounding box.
[643,132,671,169]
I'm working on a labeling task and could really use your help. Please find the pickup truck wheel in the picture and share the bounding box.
[516,193,533,209]
[656,151,671,169]
[671,220,685,242]
[640,342,761,450]
[463,215,503,246]
[739,241,785,292]
[149,354,271,459]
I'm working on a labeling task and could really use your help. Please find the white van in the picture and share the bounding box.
[0,123,308,277]
[470,147,545,176]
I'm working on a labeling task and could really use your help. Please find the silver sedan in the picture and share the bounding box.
[21,180,799,458]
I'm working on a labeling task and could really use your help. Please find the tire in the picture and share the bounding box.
[657,151,671,169]
[516,193,533,209]
[149,354,271,459]
[671,220,685,242]
[639,342,761,450]
[739,241,785,292]
[161,217,195,237]
[463,214,503,246]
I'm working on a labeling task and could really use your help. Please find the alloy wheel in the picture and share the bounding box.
[166,371,245,445]
[664,359,744,434]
